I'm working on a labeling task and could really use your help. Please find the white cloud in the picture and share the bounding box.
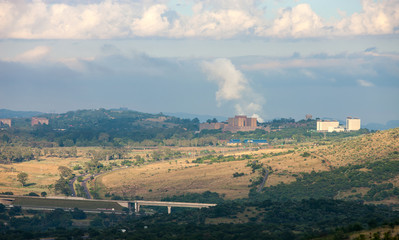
[357,79,374,87]
[335,0,399,35]
[131,4,170,37]
[0,0,398,39]
[175,9,259,38]
[258,4,326,38]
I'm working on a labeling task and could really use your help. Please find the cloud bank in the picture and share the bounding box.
[0,0,398,39]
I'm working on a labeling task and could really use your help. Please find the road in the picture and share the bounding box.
[68,175,78,197]
[16,206,124,214]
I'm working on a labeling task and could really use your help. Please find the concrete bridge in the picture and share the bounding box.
[0,195,216,215]
[130,200,217,214]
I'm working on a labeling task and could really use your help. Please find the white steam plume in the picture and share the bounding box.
[201,58,265,122]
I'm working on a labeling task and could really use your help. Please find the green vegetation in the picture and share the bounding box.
[1,198,398,239]
[17,172,28,186]
[250,158,399,202]
[161,191,225,204]
[233,172,245,178]
[0,109,371,149]
[192,154,254,164]
[0,109,397,239]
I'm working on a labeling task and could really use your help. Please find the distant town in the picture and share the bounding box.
[199,114,361,133]
[1,113,361,134]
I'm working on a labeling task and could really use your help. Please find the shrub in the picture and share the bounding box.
[233,172,245,178]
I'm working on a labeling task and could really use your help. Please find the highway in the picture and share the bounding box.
[1,195,217,215]
[16,206,124,214]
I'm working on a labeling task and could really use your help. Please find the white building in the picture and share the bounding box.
[346,117,361,131]
[317,120,340,132]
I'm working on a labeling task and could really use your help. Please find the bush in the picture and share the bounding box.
[71,207,87,220]
[26,192,39,197]
[233,172,245,178]
[73,165,82,170]
[0,192,13,195]
[301,152,311,157]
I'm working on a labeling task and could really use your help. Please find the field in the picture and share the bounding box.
[98,128,399,200]
[0,156,85,195]
[97,145,329,200]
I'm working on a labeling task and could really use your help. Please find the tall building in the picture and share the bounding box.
[224,115,258,132]
[199,115,262,133]
[227,115,257,128]
[346,117,361,131]
[317,120,339,132]
[305,114,312,120]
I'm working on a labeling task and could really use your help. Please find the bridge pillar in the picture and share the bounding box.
[167,206,171,214]
[128,202,133,214]
[134,202,140,213]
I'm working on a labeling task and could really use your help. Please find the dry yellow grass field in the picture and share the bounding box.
[98,147,304,200]
[98,129,399,200]
[0,146,262,196]
[0,156,88,195]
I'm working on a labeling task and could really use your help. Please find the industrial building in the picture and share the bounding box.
[199,115,264,133]
[224,115,258,132]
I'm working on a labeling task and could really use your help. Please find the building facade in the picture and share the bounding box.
[0,119,11,127]
[224,115,258,132]
[346,117,361,131]
[31,117,49,126]
[316,120,340,132]
[199,115,263,133]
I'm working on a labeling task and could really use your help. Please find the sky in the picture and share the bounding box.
[0,0,398,125]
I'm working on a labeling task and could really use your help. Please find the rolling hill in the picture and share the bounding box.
[96,128,399,203]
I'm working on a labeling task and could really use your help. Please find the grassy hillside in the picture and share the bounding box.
[97,128,399,202]
[314,128,399,166]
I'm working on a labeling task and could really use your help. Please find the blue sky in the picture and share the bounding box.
[0,0,398,124]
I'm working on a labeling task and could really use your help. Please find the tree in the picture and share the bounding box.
[17,172,28,186]
[58,166,73,178]
[41,191,47,197]
[54,177,72,196]
[72,207,86,219]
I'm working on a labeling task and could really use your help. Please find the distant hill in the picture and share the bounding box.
[41,108,178,129]
[164,112,227,122]
[365,120,399,130]
[0,109,43,118]
[12,108,200,145]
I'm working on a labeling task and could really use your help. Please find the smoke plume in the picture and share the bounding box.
[201,58,265,122]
